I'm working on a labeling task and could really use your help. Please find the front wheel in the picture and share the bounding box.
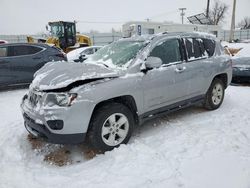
[87,103,135,152]
[204,78,225,110]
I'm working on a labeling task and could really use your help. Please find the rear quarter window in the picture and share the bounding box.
[184,38,215,60]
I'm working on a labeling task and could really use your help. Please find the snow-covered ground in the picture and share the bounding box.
[0,86,250,188]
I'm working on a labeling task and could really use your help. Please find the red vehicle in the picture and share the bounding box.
[0,40,8,44]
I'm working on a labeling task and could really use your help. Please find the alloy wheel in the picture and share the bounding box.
[101,113,129,146]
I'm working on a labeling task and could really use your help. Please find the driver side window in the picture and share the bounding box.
[150,39,181,65]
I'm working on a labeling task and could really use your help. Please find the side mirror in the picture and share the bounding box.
[78,54,87,62]
[145,56,162,69]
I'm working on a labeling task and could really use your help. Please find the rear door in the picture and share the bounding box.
[183,38,215,97]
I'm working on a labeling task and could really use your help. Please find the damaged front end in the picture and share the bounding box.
[21,88,89,144]
[21,61,121,144]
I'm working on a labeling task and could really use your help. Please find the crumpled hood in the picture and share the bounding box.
[31,61,121,91]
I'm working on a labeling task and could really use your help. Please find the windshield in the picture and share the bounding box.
[85,40,146,67]
[50,24,64,38]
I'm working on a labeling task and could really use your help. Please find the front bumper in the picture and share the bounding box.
[23,112,85,144]
[21,92,95,144]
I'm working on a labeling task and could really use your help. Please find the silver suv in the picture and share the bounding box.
[21,32,232,152]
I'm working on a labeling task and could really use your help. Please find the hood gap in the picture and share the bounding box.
[43,78,105,92]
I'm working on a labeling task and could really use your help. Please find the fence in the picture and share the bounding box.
[87,33,122,45]
[219,29,250,41]
[0,35,28,43]
[0,33,123,46]
[1,30,250,44]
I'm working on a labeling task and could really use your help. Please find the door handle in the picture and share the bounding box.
[175,66,186,73]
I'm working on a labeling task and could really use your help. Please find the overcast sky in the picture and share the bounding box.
[0,0,249,34]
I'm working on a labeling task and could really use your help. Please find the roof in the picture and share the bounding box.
[161,31,216,40]
[0,42,52,48]
[121,31,216,42]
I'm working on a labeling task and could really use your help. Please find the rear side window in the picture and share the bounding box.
[150,39,181,65]
[184,38,202,60]
[8,45,42,56]
[185,38,193,59]
[193,39,202,58]
[198,39,207,57]
[202,39,215,57]
[184,38,215,60]
[0,47,7,57]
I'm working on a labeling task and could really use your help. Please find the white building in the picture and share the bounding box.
[122,21,221,37]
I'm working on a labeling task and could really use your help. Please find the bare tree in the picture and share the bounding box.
[207,0,229,25]
[237,17,250,29]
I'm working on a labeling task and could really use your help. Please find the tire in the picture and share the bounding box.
[87,103,135,152]
[204,78,225,110]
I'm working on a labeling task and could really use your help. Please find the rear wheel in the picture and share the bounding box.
[87,103,134,152]
[204,78,225,110]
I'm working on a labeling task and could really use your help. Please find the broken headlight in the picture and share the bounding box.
[45,93,77,107]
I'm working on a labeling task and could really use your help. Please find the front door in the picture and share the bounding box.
[142,38,190,113]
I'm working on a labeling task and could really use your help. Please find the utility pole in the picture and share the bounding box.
[206,0,210,18]
[229,0,236,42]
[179,8,187,24]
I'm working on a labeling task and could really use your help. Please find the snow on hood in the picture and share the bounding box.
[31,61,120,91]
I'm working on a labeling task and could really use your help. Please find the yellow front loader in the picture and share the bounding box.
[27,21,92,53]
